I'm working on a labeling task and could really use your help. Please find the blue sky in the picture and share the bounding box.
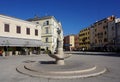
[0,0,120,36]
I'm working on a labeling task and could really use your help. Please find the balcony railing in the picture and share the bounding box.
[42,24,53,26]
[41,32,53,37]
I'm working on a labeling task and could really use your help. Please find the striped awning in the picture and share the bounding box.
[0,36,49,47]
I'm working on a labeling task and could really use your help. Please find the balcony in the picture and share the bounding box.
[41,32,53,37]
[42,23,53,27]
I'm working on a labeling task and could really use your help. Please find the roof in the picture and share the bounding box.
[64,34,75,37]
[27,15,62,29]
[0,14,37,25]
[27,16,54,21]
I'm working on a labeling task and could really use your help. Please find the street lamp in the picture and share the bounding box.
[6,40,9,56]
[3,40,10,56]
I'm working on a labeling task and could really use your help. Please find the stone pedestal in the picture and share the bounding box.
[2,52,5,57]
[55,48,65,65]
[56,59,65,65]
[9,51,12,56]
[57,48,64,55]
[15,51,18,55]
[29,52,32,55]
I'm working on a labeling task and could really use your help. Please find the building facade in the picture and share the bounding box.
[90,26,95,50]
[64,35,75,51]
[115,18,120,50]
[0,14,43,56]
[92,16,115,51]
[27,16,63,53]
[74,34,80,50]
[79,28,90,50]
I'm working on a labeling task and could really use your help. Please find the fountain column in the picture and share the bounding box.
[56,38,65,65]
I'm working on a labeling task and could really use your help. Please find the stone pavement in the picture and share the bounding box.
[0,54,120,82]
[65,51,119,56]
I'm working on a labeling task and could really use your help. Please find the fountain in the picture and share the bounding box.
[16,28,107,79]
[48,28,68,65]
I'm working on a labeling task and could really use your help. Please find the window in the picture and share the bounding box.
[104,38,108,42]
[105,25,108,29]
[95,29,97,32]
[43,21,49,26]
[104,20,107,23]
[35,29,38,36]
[88,37,89,39]
[4,24,9,32]
[99,40,102,43]
[46,37,48,42]
[26,28,30,35]
[112,26,114,30]
[36,22,39,24]
[95,39,97,43]
[16,26,21,33]
[46,47,49,50]
[98,22,102,25]
[104,31,107,35]
[95,34,97,37]
[103,26,105,29]
[46,21,49,25]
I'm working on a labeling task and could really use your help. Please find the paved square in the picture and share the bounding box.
[0,54,120,82]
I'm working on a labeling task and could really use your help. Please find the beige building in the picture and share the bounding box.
[0,14,43,56]
[64,35,75,51]
[69,35,75,51]
[27,16,63,53]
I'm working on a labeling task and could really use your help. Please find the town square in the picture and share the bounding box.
[0,0,120,82]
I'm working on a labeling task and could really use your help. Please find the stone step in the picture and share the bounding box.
[24,64,96,74]
[16,64,107,79]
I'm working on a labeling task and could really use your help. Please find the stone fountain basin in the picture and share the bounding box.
[16,59,107,79]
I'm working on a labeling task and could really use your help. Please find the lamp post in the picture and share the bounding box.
[6,40,9,56]
[3,40,9,55]
[25,41,29,55]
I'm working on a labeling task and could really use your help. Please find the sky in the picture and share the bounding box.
[0,0,120,36]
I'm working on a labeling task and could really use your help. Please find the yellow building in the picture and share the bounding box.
[79,28,90,50]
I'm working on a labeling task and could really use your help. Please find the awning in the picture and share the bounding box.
[0,36,49,47]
